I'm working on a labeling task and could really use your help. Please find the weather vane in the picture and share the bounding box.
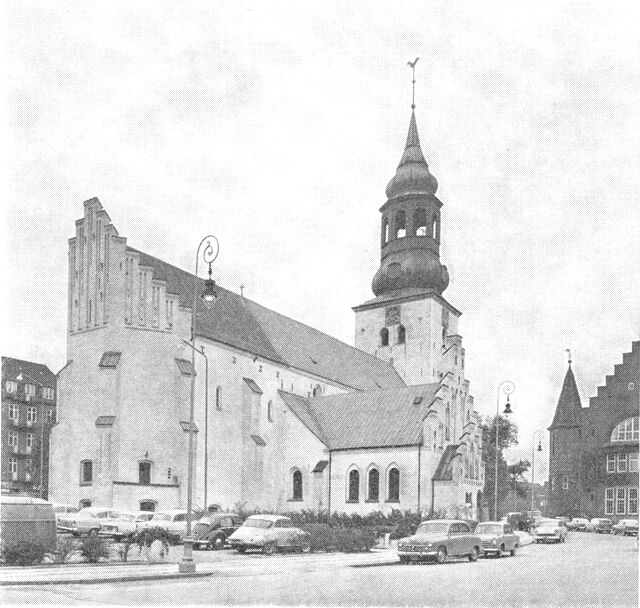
[407,57,419,109]
[566,348,572,366]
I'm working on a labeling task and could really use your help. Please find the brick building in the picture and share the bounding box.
[1,357,57,498]
[548,342,639,520]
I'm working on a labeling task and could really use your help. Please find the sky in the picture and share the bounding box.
[3,1,639,481]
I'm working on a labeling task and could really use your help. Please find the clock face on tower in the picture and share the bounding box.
[385,306,401,326]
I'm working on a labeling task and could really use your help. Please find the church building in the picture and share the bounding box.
[50,104,484,518]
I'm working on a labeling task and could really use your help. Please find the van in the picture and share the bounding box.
[0,496,56,551]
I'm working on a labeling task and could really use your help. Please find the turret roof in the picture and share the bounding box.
[549,365,582,429]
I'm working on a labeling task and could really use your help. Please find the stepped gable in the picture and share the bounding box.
[127,247,404,392]
[279,384,439,449]
[549,364,583,429]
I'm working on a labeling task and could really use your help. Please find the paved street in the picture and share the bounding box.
[2,532,637,606]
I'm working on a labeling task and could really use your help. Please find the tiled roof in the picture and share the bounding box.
[279,384,439,449]
[2,357,56,386]
[128,247,404,391]
[549,366,582,429]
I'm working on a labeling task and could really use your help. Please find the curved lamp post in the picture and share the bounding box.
[494,380,515,521]
[180,236,219,574]
[531,430,544,516]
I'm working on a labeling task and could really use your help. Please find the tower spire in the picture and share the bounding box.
[407,57,419,110]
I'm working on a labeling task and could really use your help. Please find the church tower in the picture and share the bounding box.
[353,99,463,387]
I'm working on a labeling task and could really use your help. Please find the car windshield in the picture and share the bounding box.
[476,524,503,535]
[78,510,96,518]
[416,522,449,535]
[119,514,135,522]
[243,518,273,529]
[151,513,171,521]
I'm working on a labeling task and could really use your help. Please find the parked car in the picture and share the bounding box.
[556,516,571,526]
[141,509,190,539]
[585,518,613,534]
[397,519,482,564]
[566,518,589,531]
[99,511,155,541]
[474,521,519,557]
[533,519,568,543]
[228,514,310,554]
[193,512,243,550]
[51,504,80,530]
[67,507,122,536]
[0,496,56,552]
[612,519,639,536]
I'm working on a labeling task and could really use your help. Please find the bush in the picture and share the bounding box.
[132,527,181,562]
[1,541,47,566]
[47,537,80,564]
[79,536,111,563]
[300,524,376,553]
[114,536,137,562]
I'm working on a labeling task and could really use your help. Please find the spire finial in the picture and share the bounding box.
[566,348,572,367]
[407,57,419,109]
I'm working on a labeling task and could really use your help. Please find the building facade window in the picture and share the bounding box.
[629,453,638,472]
[367,468,380,501]
[395,210,406,238]
[8,403,18,420]
[215,386,222,411]
[80,460,93,484]
[5,380,17,393]
[611,417,639,442]
[79,499,92,509]
[605,488,614,515]
[388,467,400,502]
[629,382,635,391]
[432,214,439,241]
[445,405,451,441]
[27,406,37,423]
[43,387,55,400]
[8,430,18,446]
[292,470,303,500]
[381,217,389,245]
[616,487,627,515]
[348,469,360,502]
[607,454,616,473]
[397,325,406,345]
[267,400,274,422]
[562,475,569,490]
[380,328,389,347]
[140,500,157,512]
[139,461,151,485]
[26,433,33,449]
[47,409,55,423]
[629,488,639,515]
[617,454,627,473]
[25,384,36,397]
[9,457,18,476]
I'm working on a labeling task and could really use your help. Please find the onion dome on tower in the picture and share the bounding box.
[371,109,449,297]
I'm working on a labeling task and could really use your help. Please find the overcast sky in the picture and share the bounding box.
[3,1,639,480]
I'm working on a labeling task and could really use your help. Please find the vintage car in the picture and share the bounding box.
[51,504,80,531]
[140,509,190,539]
[533,519,568,543]
[565,517,589,531]
[99,511,155,540]
[397,519,483,564]
[227,514,310,554]
[474,521,519,557]
[193,512,243,550]
[60,507,122,536]
[612,519,639,536]
[585,518,613,533]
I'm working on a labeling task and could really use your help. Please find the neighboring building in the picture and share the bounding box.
[548,342,639,520]
[50,103,483,518]
[1,357,57,498]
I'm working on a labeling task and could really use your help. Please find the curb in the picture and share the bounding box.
[0,571,214,587]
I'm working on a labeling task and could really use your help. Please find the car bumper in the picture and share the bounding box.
[535,535,562,542]
[398,548,437,559]
[228,539,267,549]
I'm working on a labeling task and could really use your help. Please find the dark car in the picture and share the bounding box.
[193,513,243,550]
[612,519,638,536]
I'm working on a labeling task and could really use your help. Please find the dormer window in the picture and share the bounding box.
[414,208,427,236]
[395,211,406,238]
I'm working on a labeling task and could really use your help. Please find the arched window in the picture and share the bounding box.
[292,469,303,500]
[414,208,427,236]
[79,499,92,509]
[397,325,406,345]
[611,417,639,442]
[348,469,360,502]
[267,400,274,422]
[139,461,152,485]
[380,328,389,347]
[445,404,451,441]
[381,217,389,245]
[388,467,400,502]
[140,500,157,512]
[312,385,323,397]
[80,460,93,484]
[367,468,379,501]
[215,386,222,411]
[395,211,406,238]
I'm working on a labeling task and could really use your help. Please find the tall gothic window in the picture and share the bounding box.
[382,217,389,245]
[348,469,360,502]
[292,470,303,500]
[432,214,439,240]
[367,468,379,501]
[397,325,406,345]
[139,462,151,485]
[395,211,406,238]
[388,467,400,501]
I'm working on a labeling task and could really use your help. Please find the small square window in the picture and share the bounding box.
[629,383,635,391]
[99,352,122,368]
[43,387,55,400]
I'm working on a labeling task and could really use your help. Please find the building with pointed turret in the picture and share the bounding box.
[547,342,639,519]
[50,102,484,519]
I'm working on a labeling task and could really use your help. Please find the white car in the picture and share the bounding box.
[228,515,310,554]
[99,511,155,541]
[61,507,121,536]
[533,519,568,543]
[52,504,79,531]
[141,509,190,539]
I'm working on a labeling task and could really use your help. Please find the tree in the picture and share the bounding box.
[481,415,520,519]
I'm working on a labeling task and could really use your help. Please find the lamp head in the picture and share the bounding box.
[503,395,513,415]
[537,441,543,452]
[201,263,218,306]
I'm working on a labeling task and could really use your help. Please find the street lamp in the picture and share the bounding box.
[180,236,219,575]
[531,430,544,516]
[494,380,515,521]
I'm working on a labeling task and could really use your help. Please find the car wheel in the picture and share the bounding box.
[510,544,518,556]
[236,546,247,554]
[435,546,447,564]
[468,547,479,562]
[262,541,277,556]
[399,556,410,564]
[210,535,225,551]
[299,539,311,554]
[496,544,505,558]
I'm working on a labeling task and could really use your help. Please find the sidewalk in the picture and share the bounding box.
[0,549,398,586]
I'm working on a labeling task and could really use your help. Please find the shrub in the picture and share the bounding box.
[79,536,111,563]
[133,527,181,562]
[47,536,80,564]
[114,536,137,562]
[1,541,47,566]
[300,524,376,553]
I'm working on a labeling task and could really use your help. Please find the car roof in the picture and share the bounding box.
[477,521,508,525]
[200,512,239,520]
[154,509,187,515]
[246,514,289,522]
[419,519,468,525]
